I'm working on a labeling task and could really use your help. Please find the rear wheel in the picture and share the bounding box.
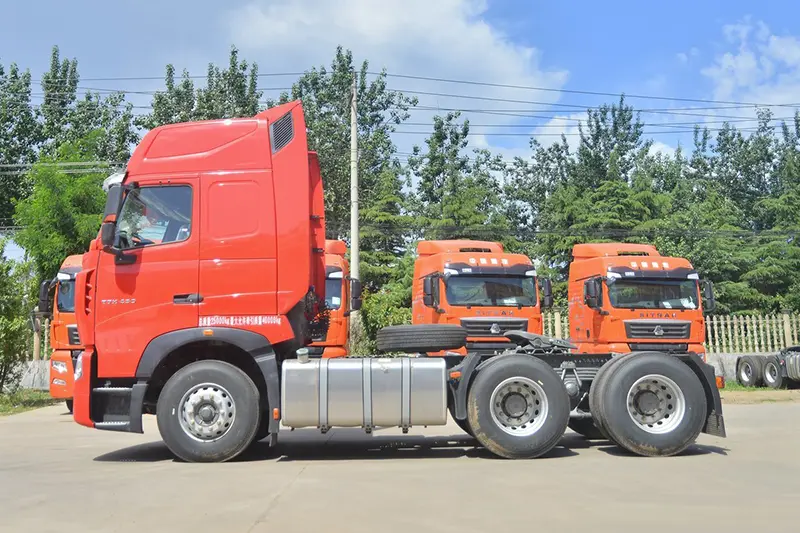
[763,356,787,389]
[467,355,569,459]
[156,360,261,463]
[737,356,763,387]
[600,352,706,457]
[568,418,605,440]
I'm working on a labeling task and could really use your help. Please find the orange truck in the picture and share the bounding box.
[70,101,725,463]
[411,240,552,354]
[567,243,715,356]
[35,254,84,413]
[307,239,361,357]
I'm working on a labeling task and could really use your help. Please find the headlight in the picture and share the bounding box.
[74,355,84,382]
[51,360,68,374]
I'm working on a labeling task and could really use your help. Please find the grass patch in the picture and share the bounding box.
[0,390,57,416]
[721,381,754,392]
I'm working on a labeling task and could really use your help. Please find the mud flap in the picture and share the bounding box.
[677,353,726,438]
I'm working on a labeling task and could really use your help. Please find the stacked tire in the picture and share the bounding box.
[587,352,708,457]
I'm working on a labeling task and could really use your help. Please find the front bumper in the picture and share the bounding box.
[73,349,145,433]
[48,350,75,399]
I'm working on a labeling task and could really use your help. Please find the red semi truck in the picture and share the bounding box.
[71,101,726,462]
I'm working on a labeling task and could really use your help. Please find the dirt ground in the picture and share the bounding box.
[720,388,800,404]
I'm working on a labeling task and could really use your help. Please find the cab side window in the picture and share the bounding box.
[116,186,192,250]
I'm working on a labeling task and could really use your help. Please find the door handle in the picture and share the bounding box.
[173,293,203,305]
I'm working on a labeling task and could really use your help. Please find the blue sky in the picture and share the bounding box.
[3,0,800,259]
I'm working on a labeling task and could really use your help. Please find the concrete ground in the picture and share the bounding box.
[1,401,799,533]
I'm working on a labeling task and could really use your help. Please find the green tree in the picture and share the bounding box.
[0,61,39,222]
[13,133,109,279]
[39,46,79,153]
[0,241,31,391]
[136,46,262,130]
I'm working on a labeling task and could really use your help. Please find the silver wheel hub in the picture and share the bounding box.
[627,374,686,434]
[179,383,236,442]
[741,363,752,382]
[766,363,777,382]
[490,377,548,437]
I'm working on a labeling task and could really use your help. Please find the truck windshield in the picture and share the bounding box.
[444,275,537,307]
[325,278,342,310]
[56,280,76,313]
[606,278,699,310]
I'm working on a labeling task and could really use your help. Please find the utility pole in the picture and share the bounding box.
[349,76,360,286]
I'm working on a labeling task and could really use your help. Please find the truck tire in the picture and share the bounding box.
[763,356,787,389]
[568,418,605,440]
[156,360,262,463]
[466,355,570,459]
[376,325,467,353]
[600,352,707,457]
[65,399,73,413]
[588,353,636,443]
[737,356,763,387]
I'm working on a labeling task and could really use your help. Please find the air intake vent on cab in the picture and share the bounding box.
[270,112,294,153]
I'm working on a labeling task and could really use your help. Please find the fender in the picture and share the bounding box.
[676,353,727,438]
[450,353,511,421]
[135,327,281,437]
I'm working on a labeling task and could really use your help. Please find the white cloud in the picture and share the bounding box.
[649,141,676,158]
[677,52,689,64]
[226,0,568,158]
[702,18,800,111]
[531,112,585,148]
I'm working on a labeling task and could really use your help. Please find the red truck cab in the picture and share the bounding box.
[308,239,361,358]
[567,243,715,356]
[412,240,552,354]
[72,101,327,446]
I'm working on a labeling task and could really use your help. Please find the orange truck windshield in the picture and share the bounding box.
[444,275,538,307]
[606,278,699,310]
[56,280,76,313]
[325,277,343,310]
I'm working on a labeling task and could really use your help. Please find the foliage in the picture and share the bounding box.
[0,389,56,416]
[13,134,108,279]
[0,241,32,391]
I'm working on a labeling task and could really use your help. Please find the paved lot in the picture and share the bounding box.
[1,401,799,533]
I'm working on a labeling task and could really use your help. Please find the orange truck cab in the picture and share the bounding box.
[308,239,362,357]
[35,254,84,412]
[567,243,715,356]
[412,240,552,354]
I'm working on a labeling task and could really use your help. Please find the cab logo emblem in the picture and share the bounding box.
[654,325,664,336]
[490,323,501,335]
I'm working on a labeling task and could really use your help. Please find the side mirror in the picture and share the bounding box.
[584,278,600,309]
[100,221,116,248]
[350,279,363,311]
[540,278,553,309]
[104,184,124,218]
[37,280,53,315]
[423,277,434,307]
[702,279,716,313]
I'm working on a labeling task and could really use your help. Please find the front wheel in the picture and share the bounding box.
[156,360,262,463]
[65,399,73,413]
[467,355,570,459]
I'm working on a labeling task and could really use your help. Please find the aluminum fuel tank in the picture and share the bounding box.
[281,357,448,430]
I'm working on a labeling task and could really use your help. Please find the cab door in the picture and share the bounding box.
[93,178,199,378]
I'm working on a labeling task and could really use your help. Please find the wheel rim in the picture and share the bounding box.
[740,362,753,383]
[178,382,236,442]
[765,362,777,383]
[626,374,686,435]
[489,377,548,437]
